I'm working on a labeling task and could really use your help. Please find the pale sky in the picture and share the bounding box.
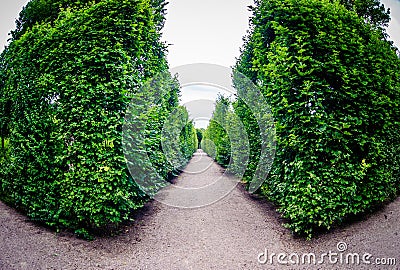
[180,85,234,128]
[162,0,252,68]
[382,0,400,46]
[0,0,29,49]
[3,1,398,64]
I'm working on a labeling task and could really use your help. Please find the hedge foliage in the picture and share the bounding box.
[241,0,400,237]
[0,0,197,237]
[202,96,231,166]
[11,0,168,40]
[122,71,198,197]
[205,0,400,237]
[202,95,250,177]
[334,0,390,31]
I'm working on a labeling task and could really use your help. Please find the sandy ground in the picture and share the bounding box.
[0,150,399,269]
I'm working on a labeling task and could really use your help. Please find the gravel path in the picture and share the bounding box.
[0,150,399,269]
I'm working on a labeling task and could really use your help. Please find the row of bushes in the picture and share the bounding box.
[0,0,197,238]
[201,96,231,166]
[201,95,251,178]
[204,0,400,237]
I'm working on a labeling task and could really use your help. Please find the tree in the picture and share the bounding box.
[235,0,400,237]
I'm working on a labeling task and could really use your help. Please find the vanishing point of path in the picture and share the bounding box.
[0,150,399,269]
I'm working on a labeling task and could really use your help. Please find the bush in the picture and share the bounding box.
[201,95,251,177]
[202,96,232,167]
[235,0,400,237]
[0,0,196,237]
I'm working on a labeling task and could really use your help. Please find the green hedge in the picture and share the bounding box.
[0,0,196,238]
[202,96,231,167]
[233,0,400,237]
[202,95,250,177]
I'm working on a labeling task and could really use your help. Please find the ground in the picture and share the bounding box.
[0,150,399,269]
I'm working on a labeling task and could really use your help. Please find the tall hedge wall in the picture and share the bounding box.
[202,96,231,167]
[233,0,400,237]
[0,0,197,237]
[202,95,251,177]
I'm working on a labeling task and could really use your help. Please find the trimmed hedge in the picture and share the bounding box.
[233,0,400,237]
[202,95,250,177]
[202,96,231,167]
[0,0,196,237]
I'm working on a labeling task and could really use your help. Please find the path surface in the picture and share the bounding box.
[0,150,399,269]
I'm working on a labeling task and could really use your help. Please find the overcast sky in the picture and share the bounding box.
[162,0,252,68]
[0,0,28,49]
[2,0,399,66]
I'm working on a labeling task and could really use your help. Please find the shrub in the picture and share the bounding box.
[202,96,232,167]
[235,0,400,237]
[0,0,196,237]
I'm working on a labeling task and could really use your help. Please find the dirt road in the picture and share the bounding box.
[0,150,399,269]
